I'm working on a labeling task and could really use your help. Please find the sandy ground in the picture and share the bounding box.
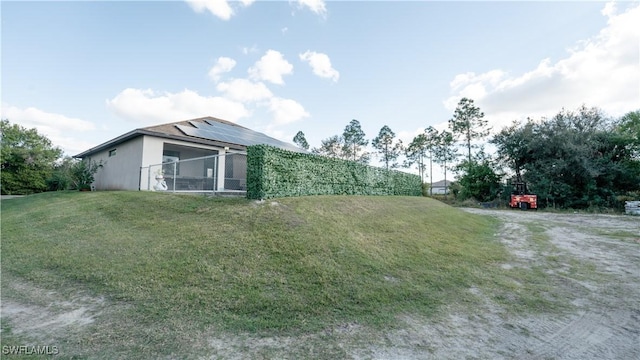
[2,209,639,359]
[391,208,640,360]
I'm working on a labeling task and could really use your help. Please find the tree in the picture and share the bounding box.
[448,98,490,165]
[405,133,428,183]
[342,119,369,164]
[1,119,63,194]
[313,135,346,159]
[490,119,536,181]
[617,110,640,159]
[490,106,640,209]
[293,131,310,150]
[404,126,439,191]
[433,130,458,197]
[372,125,403,170]
[424,127,439,195]
[456,160,501,202]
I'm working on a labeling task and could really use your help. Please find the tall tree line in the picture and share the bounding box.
[294,104,639,209]
[491,106,640,208]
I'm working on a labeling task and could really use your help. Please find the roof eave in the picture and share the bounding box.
[73,129,142,158]
[73,128,248,158]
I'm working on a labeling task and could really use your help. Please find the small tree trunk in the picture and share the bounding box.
[429,150,433,196]
[444,160,448,200]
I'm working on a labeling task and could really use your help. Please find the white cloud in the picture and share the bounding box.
[185,0,234,20]
[187,0,323,19]
[106,88,250,125]
[268,97,309,125]
[601,1,617,18]
[299,50,340,82]
[185,0,255,20]
[445,2,640,130]
[208,57,236,82]
[248,50,294,85]
[216,79,273,103]
[296,0,327,17]
[241,45,259,55]
[1,103,96,155]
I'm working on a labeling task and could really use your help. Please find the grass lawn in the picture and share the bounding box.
[1,191,544,358]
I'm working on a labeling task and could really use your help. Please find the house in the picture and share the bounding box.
[429,180,453,195]
[74,116,303,192]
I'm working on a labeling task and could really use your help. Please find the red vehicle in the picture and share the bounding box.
[509,177,537,210]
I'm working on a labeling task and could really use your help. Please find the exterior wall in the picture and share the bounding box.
[225,152,247,189]
[86,134,238,191]
[141,136,166,168]
[431,187,448,195]
[139,136,166,191]
[139,136,227,191]
[89,137,144,190]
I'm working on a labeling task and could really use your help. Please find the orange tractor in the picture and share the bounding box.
[509,176,537,210]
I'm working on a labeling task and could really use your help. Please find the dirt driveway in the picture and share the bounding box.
[419,208,640,360]
[2,209,639,359]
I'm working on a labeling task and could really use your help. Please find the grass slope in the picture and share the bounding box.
[2,192,509,353]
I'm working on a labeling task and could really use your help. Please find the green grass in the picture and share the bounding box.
[1,192,507,333]
[10,191,590,358]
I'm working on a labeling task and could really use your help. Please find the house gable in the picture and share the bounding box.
[74,116,301,159]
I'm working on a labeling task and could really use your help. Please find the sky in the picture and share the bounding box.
[2,0,639,182]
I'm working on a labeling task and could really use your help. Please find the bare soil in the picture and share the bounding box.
[387,208,640,360]
[2,209,639,359]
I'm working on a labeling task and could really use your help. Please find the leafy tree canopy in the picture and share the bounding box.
[342,119,369,164]
[372,125,403,170]
[293,131,310,150]
[448,97,490,164]
[456,160,502,202]
[313,135,346,159]
[490,106,640,209]
[404,126,440,187]
[432,130,458,196]
[1,119,63,194]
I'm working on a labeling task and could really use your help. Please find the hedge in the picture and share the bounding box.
[246,145,421,199]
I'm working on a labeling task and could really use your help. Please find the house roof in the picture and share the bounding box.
[74,116,303,158]
[431,180,454,188]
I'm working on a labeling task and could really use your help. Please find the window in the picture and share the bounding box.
[162,151,180,176]
[108,149,117,157]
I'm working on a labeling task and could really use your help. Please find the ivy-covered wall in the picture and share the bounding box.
[246,145,422,199]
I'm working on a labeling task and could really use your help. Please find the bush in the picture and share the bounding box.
[46,158,102,191]
[456,161,501,202]
[71,160,102,190]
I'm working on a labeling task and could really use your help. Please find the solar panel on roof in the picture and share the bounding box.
[189,120,215,129]
[175,123,303,153]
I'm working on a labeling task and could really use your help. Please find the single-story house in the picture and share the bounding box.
[74,116,303,192]
[429,180,453,195]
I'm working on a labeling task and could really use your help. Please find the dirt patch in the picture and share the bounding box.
[422,208,640,360]
[1,279,107,345]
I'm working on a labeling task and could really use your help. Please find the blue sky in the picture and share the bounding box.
[2,0,639,181]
